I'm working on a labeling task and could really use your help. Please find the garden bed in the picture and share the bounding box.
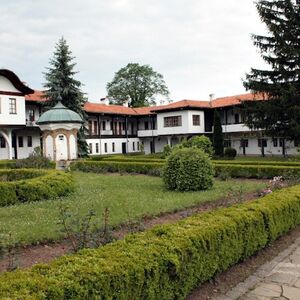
[0,169,74,206]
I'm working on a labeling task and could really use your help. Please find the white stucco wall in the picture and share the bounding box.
[45,135,54,160]
[156,110,205,136]
[69,134,77,159]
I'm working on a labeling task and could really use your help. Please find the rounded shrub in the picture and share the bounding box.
[179,135,214,157]
[224,148,237,159]
[163,148,214,191]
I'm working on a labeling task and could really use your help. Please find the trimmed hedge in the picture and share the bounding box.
[0,185,299,299]
[71,160,300,179]
[0,159,55,169]
[71,160,164,176]
[213,160,300,167]
[0,169,74,206]
[215,164,300,179]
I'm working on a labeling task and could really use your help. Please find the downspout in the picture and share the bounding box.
[98,114,102,155]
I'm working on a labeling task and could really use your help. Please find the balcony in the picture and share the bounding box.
[137,129,158,137]
[26,120,38,127]
[221,123,251,133]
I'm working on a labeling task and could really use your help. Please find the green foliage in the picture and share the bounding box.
[0,169,74,206]
[43,37,88,157]
[213,110,224,157]
[162,144,172,158]
[215,164,300,179]
[163,148,214,191]
[0,184,299,299]
[243,1,300,143]
[224,147,237,159]
[15,149,55,169]
[71,160,163,176]
[106,63,169,107]
[179,135,214,157]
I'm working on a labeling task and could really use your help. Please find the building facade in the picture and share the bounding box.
[0,69,298,160]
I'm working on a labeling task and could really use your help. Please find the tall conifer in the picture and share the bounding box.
[243,0,300,155]
[43,37,88,157]
[213,110,224,157]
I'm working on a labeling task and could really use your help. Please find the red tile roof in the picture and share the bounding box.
[25,90,46,102]
[25,91,267,114]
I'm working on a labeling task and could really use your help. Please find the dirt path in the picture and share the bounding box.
[0,185,264,273]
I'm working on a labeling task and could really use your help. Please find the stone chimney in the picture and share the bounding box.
[123,99,129,107]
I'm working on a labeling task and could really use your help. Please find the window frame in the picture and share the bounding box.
[164,116,182,128]
[9,98,17,114]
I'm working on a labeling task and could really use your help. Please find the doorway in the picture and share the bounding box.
[122,142,127,154]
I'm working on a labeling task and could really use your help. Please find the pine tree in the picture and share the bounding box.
[43,37,89,157]
[243,0,300,156]
[212,110,224,157]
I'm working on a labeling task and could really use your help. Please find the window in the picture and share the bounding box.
[273,138,278,147]
[0,136,5,148]
[240,139,248,148]
[18,136,23,148]
[234,114,240,124]
[110,121,113,130]
[59,135,64,141]
[192,115,200,126]
[258,139,267,148]
[28,109,35,122]
[164,116,182,127]
[144,121,149,130]
[133,142,135,151]
[95,143,99,153]
[279,138,285,147]
[112,142,115,152]
[137,141,140,151]
[27,136,32,148]
[88,120,92,135]
[224,139,231,148]
[122,122,126,131]
[104,143,108,153]
[89,143,93,154]
[9,98,17,114]
[94,121,98,135]
[102,121,106,131]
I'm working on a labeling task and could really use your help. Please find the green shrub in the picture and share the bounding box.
[224,148,237,159]
[71,160,164,176]
[0,185,299,299]
[179,135,214,157]
[162,144,172,158]
[0,169,74,206]
[163,148,214,191]
[215,164,300,179]
[213,160,300,166]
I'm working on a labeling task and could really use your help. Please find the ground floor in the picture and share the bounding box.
[0,126,298,159]
[0,127,40,160]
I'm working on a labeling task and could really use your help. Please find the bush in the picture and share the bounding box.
[70,160,164,176]
[0,169,74,206]
[163,148,214,191]
[179,135,214,157]
[224,147,237,159]
[162,144,172,158]
[0,185,299,299]
[215,164,300,179]
[15,156,55,169]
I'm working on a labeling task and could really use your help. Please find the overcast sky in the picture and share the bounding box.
[0,0,268,103]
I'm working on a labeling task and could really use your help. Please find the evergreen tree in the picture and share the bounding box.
[43,37,88,157]
[243,0,300,156]
[212,110,224,157]
[106,63,169,107]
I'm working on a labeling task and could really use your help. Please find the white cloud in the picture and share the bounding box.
[0,0,268,102]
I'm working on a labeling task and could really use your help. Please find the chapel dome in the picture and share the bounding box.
[37,101,83,125]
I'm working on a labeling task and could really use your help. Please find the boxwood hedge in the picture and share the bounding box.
[71,160,300,179]
[0,169,74,206]
[0,184,299,299]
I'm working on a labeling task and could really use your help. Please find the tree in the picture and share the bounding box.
[213,110,224,157]
[243,0,300,156]
[43,37,89,157]
[106,63,169,107]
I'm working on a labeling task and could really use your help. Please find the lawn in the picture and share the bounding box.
[0,172,266,247]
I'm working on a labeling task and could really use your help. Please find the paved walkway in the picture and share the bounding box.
[215,237,300,300]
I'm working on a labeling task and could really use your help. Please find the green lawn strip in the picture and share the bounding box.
[0,172,265,247]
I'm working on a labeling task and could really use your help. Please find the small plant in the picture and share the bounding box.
[224,147,237,159]
[0,232,19,271]
[218,169,231,181]
[162,144,172,158]
[226,186,245,203]
[57,203,114,252]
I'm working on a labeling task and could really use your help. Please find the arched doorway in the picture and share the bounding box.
[55,134,68,161]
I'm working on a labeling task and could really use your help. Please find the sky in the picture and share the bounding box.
[0,0,269,103]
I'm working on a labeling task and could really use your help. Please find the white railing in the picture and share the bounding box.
[137,129,158,137]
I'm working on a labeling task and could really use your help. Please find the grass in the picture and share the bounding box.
[0,172,266,247]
